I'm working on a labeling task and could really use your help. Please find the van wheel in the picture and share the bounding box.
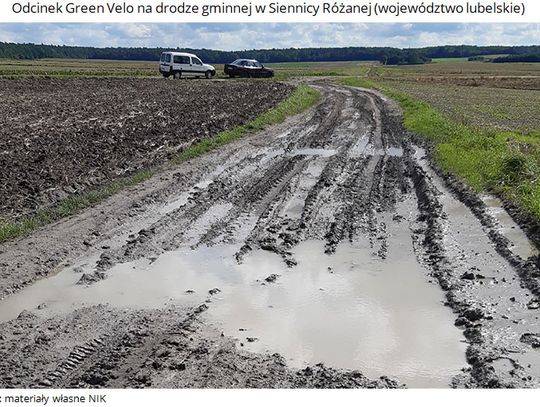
[205,71,212,79]
[174,71,181,79]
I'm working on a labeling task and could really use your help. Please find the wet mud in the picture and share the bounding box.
[0,81,539,388]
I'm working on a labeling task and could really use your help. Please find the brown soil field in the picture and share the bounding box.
[384,80,540,132]
[375,61,540,91]
[0,78,291,219]
[383,61,540,77]
[382,75,540,91]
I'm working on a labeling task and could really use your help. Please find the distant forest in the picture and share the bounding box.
[493,53,540,63]
[1,42,540,65]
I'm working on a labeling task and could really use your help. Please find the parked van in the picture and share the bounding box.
[159,52,216,79]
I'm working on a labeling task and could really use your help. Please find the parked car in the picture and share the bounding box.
[224,59,274,78]
[159,51,216,79]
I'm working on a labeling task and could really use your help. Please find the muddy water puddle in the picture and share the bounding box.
[0,241,466,387]
[414,148,537,260]
[207,240,467,388]
[413,146,540,380]
[481,195,539,259]
[291,148,336,158]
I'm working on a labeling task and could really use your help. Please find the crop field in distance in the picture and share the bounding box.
[385,81,540,132]
[375,60,540,132]
[268,61,373,80]
[377,59,540,80]
[0,58,375,79]
[0,58,159,78]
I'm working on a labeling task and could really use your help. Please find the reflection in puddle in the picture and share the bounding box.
[348,137,403,158]
[363,146,403,157]
[414,147,537,260]
[292,148,336,158]
[387,147,404,157]
[209,241,466,388]
[0,236,466,388]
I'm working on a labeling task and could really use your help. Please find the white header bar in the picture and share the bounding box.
[1,0,539,23]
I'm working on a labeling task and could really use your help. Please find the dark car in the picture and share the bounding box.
[224,59,274,78]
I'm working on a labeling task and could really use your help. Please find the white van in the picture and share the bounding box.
[159,52,216,79]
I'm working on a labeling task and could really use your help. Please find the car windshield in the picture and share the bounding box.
[232,60,262,67]
[244,61,262,68]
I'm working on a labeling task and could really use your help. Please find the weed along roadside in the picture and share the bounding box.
[341,77,540,241]
[0,83,320,244]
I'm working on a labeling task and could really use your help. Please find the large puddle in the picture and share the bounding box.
[207,241,467,388]
[0,235,466,388]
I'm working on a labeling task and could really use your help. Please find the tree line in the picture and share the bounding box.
[0,42,539,65]
[492,53,540,63]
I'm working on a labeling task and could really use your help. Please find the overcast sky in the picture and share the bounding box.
[0,23,539,49]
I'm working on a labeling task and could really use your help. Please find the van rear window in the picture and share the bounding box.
[173,56,190,64]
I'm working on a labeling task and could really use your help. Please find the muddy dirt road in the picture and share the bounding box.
[0,82,539,388]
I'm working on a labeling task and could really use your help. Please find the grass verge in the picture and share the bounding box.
[0,84,320,244]
[341,77,540,222]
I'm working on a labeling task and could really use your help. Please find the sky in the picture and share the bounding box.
[0,23,539,50]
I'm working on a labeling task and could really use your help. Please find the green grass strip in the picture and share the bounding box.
[341,77,540,221]
[0,84,321,243]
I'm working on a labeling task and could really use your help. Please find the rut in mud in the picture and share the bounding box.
[0,82,539,388]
